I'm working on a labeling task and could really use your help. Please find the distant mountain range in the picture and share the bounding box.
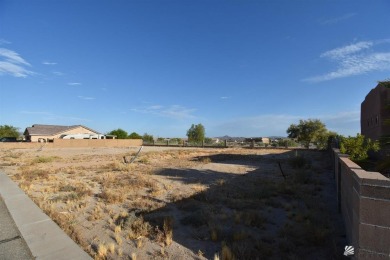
[215,135,286,141]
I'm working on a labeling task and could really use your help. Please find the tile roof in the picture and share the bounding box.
[24,124,100,136]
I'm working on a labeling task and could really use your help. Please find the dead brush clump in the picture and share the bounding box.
[198,156,212,163]
[19,180,33,191]
[96,243,108,259]
[120,174,159,192]
[129,197,163,212]
[0,151,21,166]
[51,182,92,203]
[103,160,133,172]
[14,167,52,181]
[95,172,116,186]
[162,216,173,246]
[2,150,22,159]
[114,212,152,240]
[31,156,60,164]
[88,205,104,221]
[98,188,127,204]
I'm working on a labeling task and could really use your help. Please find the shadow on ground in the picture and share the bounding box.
[140,150,346,259]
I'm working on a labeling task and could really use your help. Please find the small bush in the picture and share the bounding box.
[163,216,173,246]
[292,170,311,184]
[180,210,207,227]
[31,156,58,164]
[199,156,212,163]
[289,155,310,169]
[97,243,108,258]
[98,189,127,204]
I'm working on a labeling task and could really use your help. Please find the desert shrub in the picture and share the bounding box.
[221,243,235,260]
[254,183,276,199]
[289,155,310,169]
[118,213,152,239]
[340,133,379,161]
[31,156,58,164]
[17,168,51,181]
[292,170,311,184]
[242,210,267,229]
[276,181,299,197]
[303,220,330,246]
[163,216,173,246]
[199,156,212,163]
[98,188,127,204]
[180,210,208,227]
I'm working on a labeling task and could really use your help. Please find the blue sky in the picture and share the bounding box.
[1,0,390,138]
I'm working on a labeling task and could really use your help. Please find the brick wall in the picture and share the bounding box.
[0,139,143,149]
[332,148,390,259]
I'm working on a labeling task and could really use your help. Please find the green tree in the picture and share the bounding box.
[142,133,154,143]
[277,138,299,148]
[128,132,142,139]
[0,125,20,138]
[340,134,379,161]
[287,119,330,149]
[204,137,213,144]
[108,128,128,139]
[187,123,205,144]
[317,131,338,150]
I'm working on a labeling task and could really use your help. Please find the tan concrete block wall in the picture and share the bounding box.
[332,148,390,259]
[49,139,142,148]
[0,139,142,149]
[31,135,52,142]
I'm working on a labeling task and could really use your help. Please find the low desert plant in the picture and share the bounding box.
[126,216,152,239]
[114,225,121,234]
[210,227,218,242]
[163,216,173,246]
[97,243,108,258]
[108,243,115,254]
[114,234,122,245]
[31,156,58,164]
[88,205,104,221]
[292,170,311,184]
[98,188,127,204]
[136,238,143,248]
[289,154,310,169]
[117,248,123,257]
[221,243,235,260]
[18,168,51,181]
[199,156,212,163]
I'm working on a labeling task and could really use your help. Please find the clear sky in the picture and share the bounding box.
[1,0,390,138]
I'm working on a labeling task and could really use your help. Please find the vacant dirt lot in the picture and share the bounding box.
[0,146,346,259]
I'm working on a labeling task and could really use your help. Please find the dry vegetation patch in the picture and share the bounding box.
[0,147,345,259]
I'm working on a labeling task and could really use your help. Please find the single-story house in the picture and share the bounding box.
[24,124,101,142]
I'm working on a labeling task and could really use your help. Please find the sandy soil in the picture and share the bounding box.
[0,146,346,259]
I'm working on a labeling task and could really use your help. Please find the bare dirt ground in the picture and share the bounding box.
[0,146,346,259]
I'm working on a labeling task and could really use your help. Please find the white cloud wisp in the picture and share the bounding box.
[0,48,33,77]
[78,96,95,100]
[304,40,390,82]
[131,105,196,120]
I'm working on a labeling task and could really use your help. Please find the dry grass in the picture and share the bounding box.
[1,147,344,259]
[163,216,173,246]
[31,156,60,164]
[97,243,108,258]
